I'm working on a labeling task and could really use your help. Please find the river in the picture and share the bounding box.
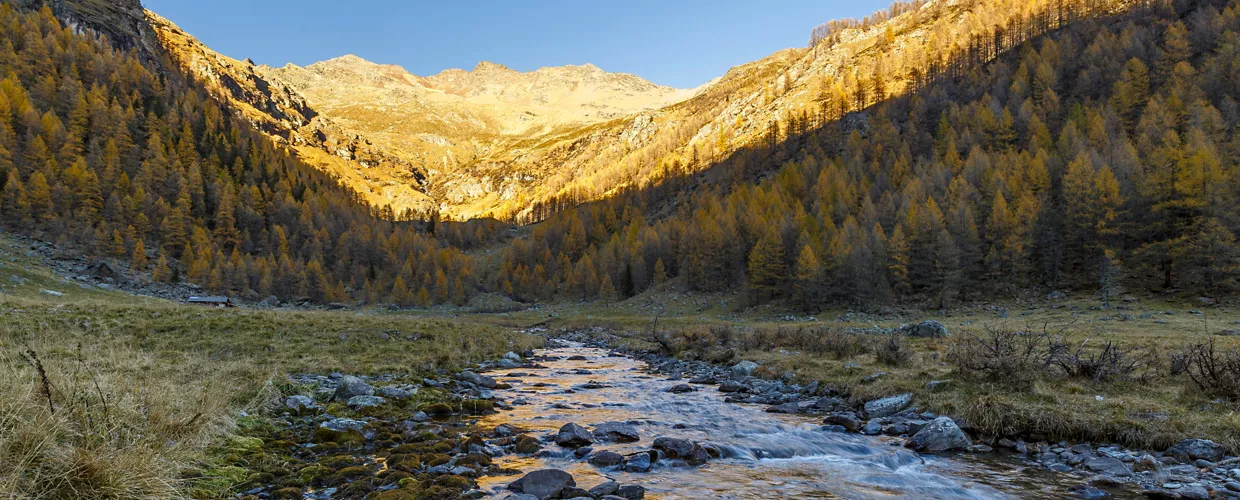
[474,344,1106,499]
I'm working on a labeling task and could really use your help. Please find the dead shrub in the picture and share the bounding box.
[1048,339,1159,383]
[1171,338,1240,400]
[947,325,1056,385]
[875,334,913,366]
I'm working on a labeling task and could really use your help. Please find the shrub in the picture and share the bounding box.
[876,334,913,366]
[1048,339,1158,383]
[1171,339,1240,400]
[947,325,1055,385]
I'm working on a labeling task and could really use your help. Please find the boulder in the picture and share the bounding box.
[824,412,862,432]
[458,371,498,389]
[863,393,912,418]
[905,417,971,452]
[731,360,759,377]
[622,451,653,472]
[284,395,317,414]
[346,395,387,409]
[616,485,646,500]
[555,423,594,448]
[667,384,696,393]
[332,375,373,401]
[898,320,949,338]
[316,417,366,442]
[1083,456,1132,477]
[376,386,415,400]
[507,469,576,500]
[653,437,709,465]
[1166,439,1226,463]
[588,451,624,467]
[718,380,747,393]
[592,422,640,443]
[588,481,619,497]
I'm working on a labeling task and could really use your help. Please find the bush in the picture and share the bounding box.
[875,334,913,366]
[1048,339,1158,383]
[947,325,1056,385]
[1171,339,1240,400]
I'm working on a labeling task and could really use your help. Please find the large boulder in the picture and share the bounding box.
[898,320,949,338]
[332,375,373,401]
[1166,439,1227,463]
[863,393,912,418]
[593,422,640,443]
[555,423,594,448]
[507,469,575,500]
[905,417,972,452]
[652,437,710,465]
[457,371,498,389]
[731,360,759,377]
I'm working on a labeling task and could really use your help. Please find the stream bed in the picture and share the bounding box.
[475,344,1119,499]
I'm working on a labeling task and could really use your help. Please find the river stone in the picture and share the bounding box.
[1132,454,1161,473]
[332,375,373,400]
[458,371,498,389]
[346,395,387,409]
[555,423,594,448]
[731,360,759,377]
[905,417,971,452]
[1083,456,1132,477]
[593,422,640,443]
[824,412,861,432]
[498,358,521,369]
[504,351,522,362]
[863,393,912,418]
[623,451,653,472]
[653,437,709,465]
[376,386,415,400]
[507,469,576,499]
[588,451,624,467]
[860,421,883,435]
[284,395,317,414]
[616,485,646,499]
[667,384,696,393]
[1166,439,1227,463]
[899,320,949,338]
[588,481,619,497]
[718,380,747,393]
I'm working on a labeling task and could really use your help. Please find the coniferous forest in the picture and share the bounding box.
[1,1,1239,311]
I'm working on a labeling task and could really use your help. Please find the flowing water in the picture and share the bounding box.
[475,344,1114,499]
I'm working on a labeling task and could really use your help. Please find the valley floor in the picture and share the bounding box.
[1,234,1238,498]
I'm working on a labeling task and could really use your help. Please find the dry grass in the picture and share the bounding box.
[0,295,540,499]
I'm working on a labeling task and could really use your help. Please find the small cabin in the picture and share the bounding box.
[187,296,235,308]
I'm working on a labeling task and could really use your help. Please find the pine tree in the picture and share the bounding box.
[131,239,147,270]
[651,258,668,285]
[152,251,172,283]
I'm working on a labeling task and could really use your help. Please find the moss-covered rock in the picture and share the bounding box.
[421,402,453,415]
[514,434,541,454]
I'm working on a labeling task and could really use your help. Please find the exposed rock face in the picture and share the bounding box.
[14,0,156,57]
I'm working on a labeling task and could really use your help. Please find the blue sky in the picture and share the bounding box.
[143,0,893,88]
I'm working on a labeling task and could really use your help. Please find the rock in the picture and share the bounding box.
[623,451,653,472]
[1166,439,1226,463]
[257,295,279,307]
[592,422,640,443]
[1083,456,1132,477]
[1133,454,1161,473]
[504,351,522,362]
[898,320,949,338]
[667,384,696,393]
[284,395,317,414]
[824,412,862,432]
[555,423,594,448]
[905,417,972,452]
[718,380,747,393]
[332,375,373,401]
[766,402,801,414]
[589,481,619,497]
[498,358,521,369]
[376,386,415,400]
[653,437,709,465]
[458,371,498,389]
[616,485,646,500]
[507,469,576,500]
[861,421,883,435]
[731,360,759,377]
[588,451,624,467]
[862,371,887,383]
[819,425,847,433]
[573,446,593,458]
[514,435,542,454]
[346,395,386,409]
[863,393,912,418]
[317,418,366,442]
[39,289,63,297]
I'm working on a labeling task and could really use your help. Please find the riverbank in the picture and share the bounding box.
[547,326,1240,499]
